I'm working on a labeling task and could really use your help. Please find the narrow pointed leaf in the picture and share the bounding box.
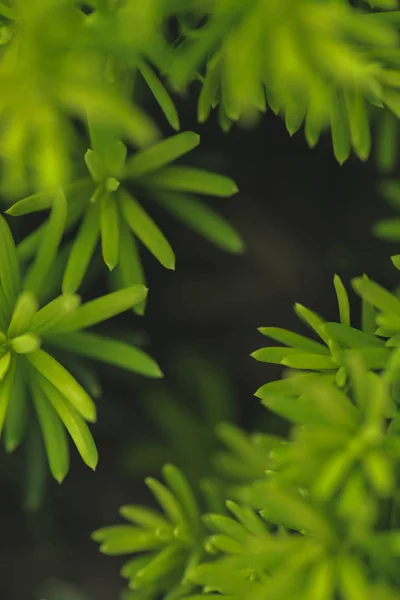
[39,377,98,470]
[353,276,400,315]
[11,333,41,354]
[322,323,384,348]
[120,505,170,530]
[334,275,351,326]
[6,190,54,216]
[0,352,11,381]
[125,131,199,179]
[143,166,238,197]
[8,292,38,338]
[139,61,180,131]
[27,350,96,422]
[116,220,146,315]
[0,215,21,309]
[152,191,245,253]
[50,285,147,334]
[282,353,337,370]
[145,477,186,526]
[258,327,330,354]
[32,294,81,335]
[251,346,307,364]
[4,372,27,453]
[163,464,200,534]
[47,332,163,378]
[0,357,16,435]
[330,90,351,165]
[24,189,67,297]
[62,202,100,294]
[100,192,119,271]
[120,190,175,269]
[294,304,330,345]
[31,379,70,483]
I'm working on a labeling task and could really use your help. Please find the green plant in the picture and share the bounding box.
[4,0,400,598]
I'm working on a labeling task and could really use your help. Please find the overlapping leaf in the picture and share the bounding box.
[0,215,161,482]
[8,131,243,315]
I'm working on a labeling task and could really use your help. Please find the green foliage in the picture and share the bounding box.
[4,0,400,597]
[93,464,207,600]
[252,274,386,397]
[0,213,161,482]
[7,131,242,312]
[170,1,400,162]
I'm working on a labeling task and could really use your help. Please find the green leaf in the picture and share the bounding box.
[334,275,351,326]
[131,544,183,587]
[11,333,41,354]
[259,393,328,426]
[376,110,398,173]
[47,332,163,378]
[39,377,98,471]
[258,327,330,354]
[0,352,11,381]
[60,83,159,148]
[116,220,146,315]
[322,323,383,348]
[143,166,238,197]
[125,131,199,179]
[330,90,351,165]
[23,419,47,513]
[93,525,163,555]
[100,192,119,271]
[145,477,186,526]
[27,350,96,422]
[31,378,70,483]
[5,190,54,216]
[87,120,127,176]
[392,254,400,271]
[62,203,100,294]
[24,189,67,297]
[313,450,354,501]
[0,215,21,310]
[353,276,400,315]
[374,219,400,241]
[250,482,334,540]
[251,347,307,364]
[163,464,200,534]
[203,514,247,543]
[308,559,335,600]
[0,357,16,435]
[226,500,267,536]
[281,353,337,370]
[119,505,170,531]
[138,61,180,131]
[50,285,147,334]
[379,179,400,209]
[364,450,394,497]
[4,372,27,453]
[344,91,371,161]
[294,303,330,345]
[8,292,38,339]
[198,57,221,123]
[85,149,105,183]
[338,554,371,600]
[32,294,81,335]
[254,378,302,400]
[120,189,175,269]
[153,191,245,253]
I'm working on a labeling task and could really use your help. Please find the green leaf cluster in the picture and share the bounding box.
[7,131,242,311]
[0,211,161,482]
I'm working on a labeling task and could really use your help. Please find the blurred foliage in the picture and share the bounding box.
[4,0,400,598]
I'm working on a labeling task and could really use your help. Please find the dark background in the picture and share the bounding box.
[0,90,397,599]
